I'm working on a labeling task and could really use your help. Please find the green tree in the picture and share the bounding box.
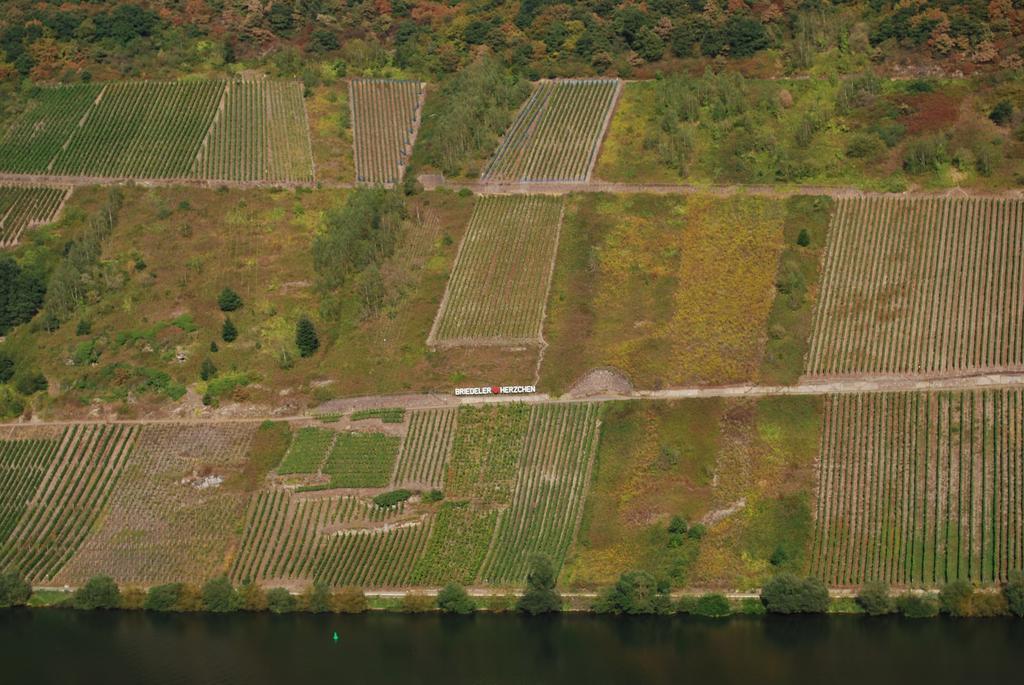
[692,593,731,617]
[72,575,121,610]
[856,581,892,616]
[14,372,47,395]
[760,574,829,614]
[201,576,239,612]
[266,588,296,614]
[199,358,217,381]
[516,554,562,615]
[897,592,939,618]
[1003,571,1024,618]
[593,571,672,615]
[0,255,46,335]
[989,100,1013,126]
[144,583,184,612]
[302,582,331,613]
[939,579,974,617]
[221,317,237,343]
[0,352,14,383]
[238,582,267,611]
[295,316,319,357]
[797,229,811,247]
[0,571,31,608]
[437,584,475,614]
[217,287,243,312]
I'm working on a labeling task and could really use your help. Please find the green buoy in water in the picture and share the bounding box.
[332,631,339,642]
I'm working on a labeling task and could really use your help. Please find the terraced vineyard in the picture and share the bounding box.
[349,78,425,185]
[429,195,564,346]
[0,185,71,247]
[0,424,137,583]
[807,197,1024,378]
[55,423,255,586]
[392,408,458,490]
[0,80,314,183]
[323,432,401,488]
[811,390,1024,587]
[231,489,422,586]
[192,80,314,183]
[482,79,620,183]
[277,427,335,474]
[480,403,600,584]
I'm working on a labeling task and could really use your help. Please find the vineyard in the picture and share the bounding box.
[0,184,71,247]
[811,390,1024,587]
[277,427,335,475]
[481,79,620,183]
[429,195,564,346]
[55,423,256,587]
[0,80,314,183]
[392,408,458,490]
[349,79,425,185]
[0,424,137,583]
[322,432,401,488]
[807,197,1024,378]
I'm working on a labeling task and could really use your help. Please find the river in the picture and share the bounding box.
[1,609,1021,684]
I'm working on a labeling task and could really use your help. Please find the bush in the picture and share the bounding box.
[201,576,239,612]
[969,592,1008,617]
[301,582,331,613]
[72,575,121,610]
[760,574,829,614]
[692,594,731,618]
[121,587,146,610]
[845,132,887,160]
[593,571,672,615]
[897,592,939,618]
[1003,571,1024,617]
[216,286,239,311]
[400,593,434,613]
[0,571,31,608]
[437,584,475,614]
[667,516,687,535]
[144,583,184,612]
[687,523,706,540]
[372,489,412,508]
[295,316,319,357]
[332,586,368,614]
[902,135,948,174]
[422,489,444,503]
[856,581,893,616]
[76,319,92,336]
[0,352,13,383]
[939,580,973,617]
[14,372,47,395]
[266,588,296,614]
[989,100,1013,126]
[221,318,237,343]
[796,229,811,247]
[516,554,562,615]
[239,582,267,611]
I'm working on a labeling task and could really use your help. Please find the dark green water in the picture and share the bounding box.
[1,609,1022,684]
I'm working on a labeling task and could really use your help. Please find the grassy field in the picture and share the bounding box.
[541,193,788,392]
[564,396,820,591]
[594,75,1024,190]
[306,82,355,184]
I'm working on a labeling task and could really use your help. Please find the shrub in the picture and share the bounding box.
[0,571,31,608]
[372,489,412,508]
[902,135,948,174]
[1003,571,1024,617]
[200,358,217,381]
[266,588,296,614]
[897,592,939,618]
[485,595,515,612]
[989,100,1013,126]
[72,576,121,610]
[856,581,893,616]
[144,583,184,612]
[238,582,267,611]
[400,593,434,613]
[969,592,1008,618]
[516,554,562,615]
[593,571,672,615]
[939,580,973,617]
[76,319,92,336]
[437,584,475,614]
[201,576,239,612]
[221,318,237,343]
[760,574,829,614]
[0,352,13,383]
[687,523,706,540]
[332,586,368,614]
[14,372,47,395]
[845,132,887,160]
[295,316,319,357]
[301,582,331,613]
[692,594,731,618]
[218,288,243,312]
[667,516,687,535]
[796,229,810,247]
[422,489,444,503]
[209,340,219,353]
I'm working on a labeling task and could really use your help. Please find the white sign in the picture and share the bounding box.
[454,385,536,397]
